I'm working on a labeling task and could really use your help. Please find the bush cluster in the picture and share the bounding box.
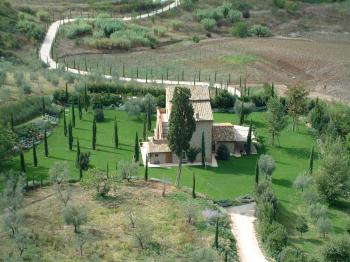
[65,20,93,39]
[16,19,44,41]
[231,23,271,38]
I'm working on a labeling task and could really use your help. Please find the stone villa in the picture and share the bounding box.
[141,86,256,166]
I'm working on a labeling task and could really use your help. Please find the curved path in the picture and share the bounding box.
[226,203,268,262]
[39,0,240,96]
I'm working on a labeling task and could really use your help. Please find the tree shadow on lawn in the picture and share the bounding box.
[251,119,267,129]
[330,198,350,213]
[278,146,311,160]
[272,178,293,188]
[292,236,323,246]
[49,155,72,161]
[277,201,299,234]
[74,127,89,131]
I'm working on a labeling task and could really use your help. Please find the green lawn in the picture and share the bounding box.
[5,108,349,258]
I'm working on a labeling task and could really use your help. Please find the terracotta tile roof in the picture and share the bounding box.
[212,123,236,142]
[166,86,210,102]
[192,101,214,121]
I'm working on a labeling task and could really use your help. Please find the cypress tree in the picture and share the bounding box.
[201,132,205,167]
[271,82,275,97]
[246,121,252,155]
[134,132,139,162]
[63,108,67,136]
[71,103,75,128]
[214,218,219,249]
[145,156,148,181]
[32,139,38,167]
[42,96,45,116]
[78,96,82,120]
[192,172,196,198]
[65,83,69,103]
[114,118,118,149]
[84,85,88,112]
[20,151,26,174]
[255,161,259,186]
[44,128,48,157]
[106,162,109,178]
[92,119,96,150]
[309,146,314,175]
[75,139,80,168]
[68,122,73,150]
[239,102,244,125]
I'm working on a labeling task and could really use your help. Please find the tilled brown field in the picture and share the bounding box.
[61,36,350,102]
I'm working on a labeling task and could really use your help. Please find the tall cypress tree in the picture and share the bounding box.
[114,118,118,149]
[214,218,219,249]
[271,82,275,97]
[20,151,26,174]
[309,146,314,175]
[255,161,259,187]
[201,132,205,167]
[78,96,82,120]
[145,156,148,181]
[44,128,48,157]
[147,106,152,131]
[192,172,196,198]
[246,121,252,155]
[32,139,38,167]
[106,162,109,178]
[63,108,67,137]
[42,96,46,116]
[84,85,88,112]
[134,132,139,162]
[239,102,244,125]
[68,122,73,150]
[65,83,69,103]
[92,119,96,150]
[75,139,80,168]
[71,103,76,128]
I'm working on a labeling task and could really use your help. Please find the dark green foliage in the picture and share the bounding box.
[71,104,75,128]
[201,132,205,166]
[277,247,308,262]
[266,97,287,145]
[295,216,309,237]
[231,22,249,37]
[309,100,329,135]
[322,235,350,262]
[20,151,26,174]
[217,144,230,160]
[75,139,80,169]
[63,109,67,137]
[93,108,104,122]
[78,97,82,120]
[134,132,139,162]
[245,121,252,155]
[192,172,196,199]
[186,147,200,163]
[44,128,48,157]
[68,122,73,150]
[32,139,37,167]
[143,114,147,141]
[92,119,96,150]
[309,146,314,174]
[16,19,44,41]
[211,90,235,111]
[84,85,89,112]
[168,87,196,187]
[145,156,148,181]
[0,123,16,165]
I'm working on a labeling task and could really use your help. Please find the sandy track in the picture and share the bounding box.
[226,203,268,262]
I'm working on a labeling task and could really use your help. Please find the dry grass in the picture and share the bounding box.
[0,180,236,261]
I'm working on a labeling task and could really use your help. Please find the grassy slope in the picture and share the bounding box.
[5,108,349,258]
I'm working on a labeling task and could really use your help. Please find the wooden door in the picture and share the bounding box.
[165,152,172,163]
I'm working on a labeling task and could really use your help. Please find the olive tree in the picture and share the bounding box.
[258,154,276,179]
[49,162,71,206]
[63,204,88,233]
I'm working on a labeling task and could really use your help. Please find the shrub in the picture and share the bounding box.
[258,154,276,178]
[20,82,32,94]
[265,222,288,257]
[192,35,200,43]
[36,10,50,22]
[322,235,350,262]
[153,26,166,37]
[249,24,272,37]
[228,10,241,23]
[201,18,216,31]
[65,20,92,39]
[16,19,44,41]
[278,247,308,262]
[171,20,184,31]
[94,109,104,122]
[231,22,249,38]
[186,147,200,163]
[212,90,235,110]
[63,205,88,233]
[217,144,230,160]
[273,0,286,9]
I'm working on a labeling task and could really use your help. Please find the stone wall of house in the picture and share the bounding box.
[189,121,213,163]
[149,152,166,164]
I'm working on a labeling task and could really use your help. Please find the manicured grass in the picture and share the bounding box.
[6,108,349,258]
